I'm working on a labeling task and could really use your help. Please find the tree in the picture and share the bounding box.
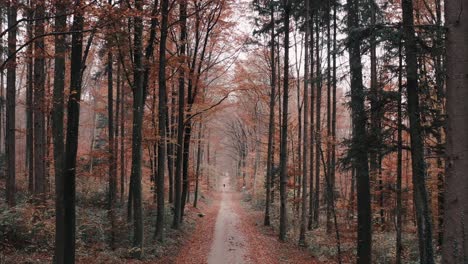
[346,0,372,262]
[53,0,67,260]
[107,5,117,247]
[130,0,145,256]
[33,0,46,200]
[173,0,186,229]
[5,0,17,207]
[279,0,290,242]
[299,0,310,246]
[62,0,84,261]
[264,0,276,227]
[155,0,168,241]
[401,0,434,262]
[443,0,468,262]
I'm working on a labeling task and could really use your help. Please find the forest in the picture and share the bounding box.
[0,0,467,263]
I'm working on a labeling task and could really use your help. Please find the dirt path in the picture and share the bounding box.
[175,178,318,264]
[207,184,250,263]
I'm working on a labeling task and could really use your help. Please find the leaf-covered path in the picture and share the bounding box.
[175,178,318,264]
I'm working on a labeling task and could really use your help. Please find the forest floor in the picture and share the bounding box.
[173,178,318,264]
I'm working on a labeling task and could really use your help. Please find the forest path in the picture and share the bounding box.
[174,177,319,264]
[207,179,249,264]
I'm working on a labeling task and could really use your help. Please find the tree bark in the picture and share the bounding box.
[443,0,468,262]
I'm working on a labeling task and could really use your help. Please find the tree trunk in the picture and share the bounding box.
[33,0,46,200]
[107,46,117,248]
[26,2,34,194]
[308,4,315,231]
[299,0,309,245]
[279,0,290,242]
[173,0,186,229]
[325,0,332,234]
[401,1,434,262]
[62,1,84,261]
[154,0,168,241]
[313,13,321,228]
[443,0,468,262]
[396,39,403,264]
[346,0,372,262]
[193,122,203,208]
[130,0,144,256]
[53,0,66,260]
[5,0,17,207]
[264,3,275,227]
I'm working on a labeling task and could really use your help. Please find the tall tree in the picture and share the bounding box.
[62,0,84,261]
[5,0,17,207]
[312,12,321,227]
[299,0,310,246]
[443,0,468,262]
[26,0,34,194]
[264,0,276,227]
[401,0,434,262]
[130,0,145,256]
[279,0,290,242]
[155,0,168,241]
[33,0,46,200]
[173,0,185,229]
[53,0,67,260]
[346,0,372,262]
[107,9,117,247]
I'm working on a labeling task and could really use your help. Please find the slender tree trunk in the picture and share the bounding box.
[401,1,434,262]
[167,83,175,203]
[279,0,290,242]
[173,0,186,229]
[120,69,126,206]
[107,42,117,248]
[53,0,67,260]
[325,0,332,234]
[62,1,84,261]
[331,0,337,231]
[396,39,403,264]
[155,0,168,241]
[193,122,203,208]
[130,0,145,255]
[5,0,17,207]
[443,0,468,262]
[33,0,46,200]
[347,0,372,262]
[313,14,321,227]
[299,0,310,245]
[26,2,34,194]
[264,3,275,227]
[308,4,315,231]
